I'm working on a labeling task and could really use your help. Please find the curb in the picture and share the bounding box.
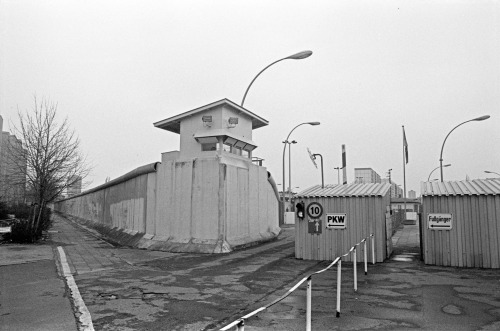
[55,246,95,331]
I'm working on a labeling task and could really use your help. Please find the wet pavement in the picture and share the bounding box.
[2,215,500,330]
[0,244,77,331]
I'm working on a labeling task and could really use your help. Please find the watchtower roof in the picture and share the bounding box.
[154,98,269,134]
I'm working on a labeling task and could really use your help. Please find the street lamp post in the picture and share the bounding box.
[334,167,343,185]
[428,164,451,181]
[241,50,313,107]
[313,153,324,188]
[283,140,297,208]
[439,115,490,182]
[282,122,320,224]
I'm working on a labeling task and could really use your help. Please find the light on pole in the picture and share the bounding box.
[485,170,500,177]
[439,115,490,182]
[282,122,320,224]
[241,50,313,107]
[428,164,451,181]
[283,140,297,207]
[334,167,343,185]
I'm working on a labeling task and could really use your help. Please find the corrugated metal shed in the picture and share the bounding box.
[295,183,391,262]
[296,183,391,198]
[421,178,500,268]
[421,178,500,196]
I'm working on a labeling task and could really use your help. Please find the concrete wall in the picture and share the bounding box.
[55,154,279,253]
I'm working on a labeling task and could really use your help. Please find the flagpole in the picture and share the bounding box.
[402,126,407,222]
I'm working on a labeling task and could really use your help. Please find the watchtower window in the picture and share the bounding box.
[201,143,217,151]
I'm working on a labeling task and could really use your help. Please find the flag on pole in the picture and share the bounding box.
[403,126,409,164]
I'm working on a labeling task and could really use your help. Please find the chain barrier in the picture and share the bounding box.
[220,233,375,331]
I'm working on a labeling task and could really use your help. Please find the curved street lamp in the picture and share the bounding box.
[485,170,500,177]
[439,115,490,181]
[283,140,297,205]
[241,50,313,107]
[281,122,320,224]
[428,164,451,181]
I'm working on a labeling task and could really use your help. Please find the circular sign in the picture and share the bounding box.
[306,202,323,219]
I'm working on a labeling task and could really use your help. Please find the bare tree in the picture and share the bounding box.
[7,97,91,234]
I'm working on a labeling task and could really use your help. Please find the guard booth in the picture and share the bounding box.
[295,183,391,262]
[421,178,500,268]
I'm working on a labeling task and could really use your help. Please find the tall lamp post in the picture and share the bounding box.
[428,164,450,181]
[439,115,490,181]
[312,153,324,188]
[334,167,343,185]
[485,170,500,177]
[241,50,313,107]
[282,122,320,224]
[283,140,297,208]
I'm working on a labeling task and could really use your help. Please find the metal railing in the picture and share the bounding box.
[221,234,375,331]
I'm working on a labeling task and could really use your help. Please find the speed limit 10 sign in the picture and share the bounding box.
[306,202,323,219]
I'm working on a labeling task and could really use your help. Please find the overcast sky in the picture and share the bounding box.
[1,0,499,195]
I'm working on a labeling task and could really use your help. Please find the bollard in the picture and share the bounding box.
[236,319,244,331]
[336,258,341,318]
[364,239,368,275]
[353,246,357,292]
[306,277,312,331]
[371,234,375,265]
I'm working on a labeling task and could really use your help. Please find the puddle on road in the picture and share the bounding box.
[390,253,420,262]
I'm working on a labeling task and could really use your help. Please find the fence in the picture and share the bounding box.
[220,234,375,331]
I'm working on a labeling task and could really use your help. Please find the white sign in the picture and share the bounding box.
[428,213,453,230]
[307,202,323,219]
[0,226,12,233]
[326,213,346,229]
[307,148,318,169]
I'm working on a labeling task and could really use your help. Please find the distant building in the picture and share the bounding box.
[390,197,421,213]
[0,115,26,205]
[408,190,416,199]
[354,168,381,184]
[381,178,403,198]
[67,176,82,196]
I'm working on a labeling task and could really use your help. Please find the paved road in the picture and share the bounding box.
[49,215,323,330]
[3,215,500,331]
[0,245,77,331]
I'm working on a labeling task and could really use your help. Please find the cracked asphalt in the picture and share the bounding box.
[48,215,500,330]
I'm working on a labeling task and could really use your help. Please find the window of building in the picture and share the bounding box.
[201,143,217,151]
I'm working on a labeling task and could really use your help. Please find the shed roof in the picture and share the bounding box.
[296,183,391,198]
[153,98,269,134]
[421,178,500,196]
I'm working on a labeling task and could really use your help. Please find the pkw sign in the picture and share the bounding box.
[326,213,346,229]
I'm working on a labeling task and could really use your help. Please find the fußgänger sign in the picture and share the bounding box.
[428,213,453,230]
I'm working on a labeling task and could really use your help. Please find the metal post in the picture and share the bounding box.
[281,122,320,224]
[353,247,357,292]
[306,277,312,331]
[313,153,324,188]
[364,240,368,275]
[288,141,292,207]
[336,258,341,318]
[371,235,375,265]
[237,319,244,331]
